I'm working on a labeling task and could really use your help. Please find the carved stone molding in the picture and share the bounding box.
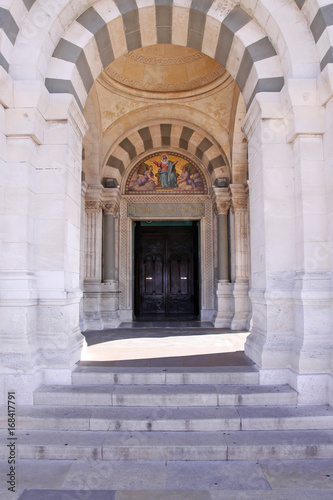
[125,50,206,66]
[85,200,102,213]
[231,198,248,212]
[103,203,119,216]
[215,201,230,215]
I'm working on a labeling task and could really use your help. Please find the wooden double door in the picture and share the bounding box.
[134,223,199,317]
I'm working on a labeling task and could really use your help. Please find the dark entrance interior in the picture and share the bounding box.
[134,221,200,319]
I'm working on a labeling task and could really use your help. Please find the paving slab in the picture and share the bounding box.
[72,366,259,386]
[18,491,116,500]
[90,405,240,432]
[34,386,115,406]
[237,405,333,430]
[112,385,219,407]
[217,384,297,406]
[225,430,333,460]
[103,431,228,461]
[62,460,166,490]
[210,491,333,499]
[12,406,93,431]
[165,461,270,490]
[116,492,211,500]
[259,459,333,490]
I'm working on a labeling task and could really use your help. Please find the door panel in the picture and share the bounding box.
[135,224,199,317]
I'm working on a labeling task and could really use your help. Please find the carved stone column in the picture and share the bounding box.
[102,202,119,282]
[231,194,249,282]
[216,201,230,281]
[213,189,233,328]
[84,199,102,283]
[230,185,251,329]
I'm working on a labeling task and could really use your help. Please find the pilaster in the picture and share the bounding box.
[230,184,251,330]
[212,188,233,328]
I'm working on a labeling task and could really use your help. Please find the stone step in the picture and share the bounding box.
[72,365,260,385]
[33,384,297,407]
[3,404,333,432]
[15,490,333,500]
[1,429,333,461]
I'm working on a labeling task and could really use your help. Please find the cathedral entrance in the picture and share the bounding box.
[134,222,200,319]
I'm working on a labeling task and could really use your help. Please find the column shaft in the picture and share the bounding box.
[218,214,229,281]
[103,213,116,281]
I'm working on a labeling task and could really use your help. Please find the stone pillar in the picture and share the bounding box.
[319,66,333,406]
[230,185,251,329]
[84,199,102,283]
[99,200,121,328]
[102,202,118,282]
[242,94,296,373]
[216,201,230,281]
[1,85,88,403]
[213,192,233,328]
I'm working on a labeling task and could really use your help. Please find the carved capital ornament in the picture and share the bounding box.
[215,201,230,215]
[85,200,101,213]
[231,198,248,212]
[103,202,119,216]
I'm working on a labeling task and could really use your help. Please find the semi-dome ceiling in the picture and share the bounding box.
[102,45,227,95]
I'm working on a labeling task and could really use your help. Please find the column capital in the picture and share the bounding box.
[231,198,248,213]
[85,200,102,213]
[215,201,230,215]
[103,202,119,216]
[230,183,248,213]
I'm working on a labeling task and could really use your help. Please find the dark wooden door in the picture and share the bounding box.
[135,224,199,317]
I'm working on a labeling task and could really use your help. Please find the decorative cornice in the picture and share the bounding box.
[106,67,225,93]
[125,51,206,66]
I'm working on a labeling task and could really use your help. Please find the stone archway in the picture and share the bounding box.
[1,0,333,406]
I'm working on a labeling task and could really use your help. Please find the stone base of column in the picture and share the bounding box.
[213,280,233,328]
[259,368,332,405]
[291,271,332,374]
[245,288,294,369]
[231,281,251,330]
[81,281,121,331]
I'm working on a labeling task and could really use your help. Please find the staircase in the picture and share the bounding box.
[2,364,333,463]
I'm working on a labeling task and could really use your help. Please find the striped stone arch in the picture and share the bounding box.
[43,1,285,112]
[103,123,230,184]
[0,0,36,72]
[295,0,333,71]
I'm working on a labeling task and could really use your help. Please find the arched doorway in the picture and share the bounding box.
[79,43,251,330]
[2,0,332,405]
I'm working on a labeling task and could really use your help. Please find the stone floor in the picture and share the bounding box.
[81,326,252,366]
[1,459,333,499]
[2,327,333,499]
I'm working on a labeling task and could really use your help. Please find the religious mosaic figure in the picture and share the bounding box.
[177,163,204,191]
[153,153,178,189]
[128,163,158,191]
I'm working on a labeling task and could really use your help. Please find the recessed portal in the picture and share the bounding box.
[134,221,200,320]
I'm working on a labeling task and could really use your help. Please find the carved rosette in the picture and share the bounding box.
[85,200,102,213]
[103,202,119,216]
[231,198,248,213]
[215,201,230,216]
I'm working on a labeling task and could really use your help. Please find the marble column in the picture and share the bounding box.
[102,203,118,282]
[84,199,102,282]
[230,188,251,329]
[216,201,230,281]
[214,198,233,328]
[231,191,249,283]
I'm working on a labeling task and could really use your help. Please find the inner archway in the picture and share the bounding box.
[80,41,250,331]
